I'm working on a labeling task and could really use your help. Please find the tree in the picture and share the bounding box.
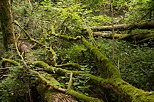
[0,0,14,51]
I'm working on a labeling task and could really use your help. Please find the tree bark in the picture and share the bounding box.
[91,21,154,31]
[0,0,14,51]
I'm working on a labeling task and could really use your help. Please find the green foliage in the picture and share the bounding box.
[57,44,86,63]
[57,74,91,95]
[37,0,101,37]
[124,0,154,23]
[98,38,154,91]
[1,0,154,101]
[0,68,32,102]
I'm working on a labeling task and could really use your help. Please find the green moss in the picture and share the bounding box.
[66,89,103,102]
[109,78,154,102]
[29,61,50,68]
[81,37,121,78]
[2,58,20,66]
[49,47,57,66]
[51,33,81,40]
[56,63,81,69]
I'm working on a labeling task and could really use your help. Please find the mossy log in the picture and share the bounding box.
[91,21,154,31]
[81,37,121,79]
[93,32,154,43]
[81,37,154,102]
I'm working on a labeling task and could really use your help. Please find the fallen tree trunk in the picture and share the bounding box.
[93,32,154,43]
[91,21,154,31]
[81,37,154,102]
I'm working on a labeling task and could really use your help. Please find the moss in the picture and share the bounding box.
[51,33,81,40]
[66,89,103,102]
[28,61,50,68]
[55,63,81,69]
[67,73,73,90]
[2,58,20,67]
[49,47,57,66]
[81,37,121,79]
[109,78,154,102]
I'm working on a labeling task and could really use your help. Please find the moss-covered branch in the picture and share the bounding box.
[2,58,20,67]
[67,73,73,90]
[28,61,83,75]
[30,69,103,102]
[51,33,81,41]
[81,37,121,78]
[55,63,81,69]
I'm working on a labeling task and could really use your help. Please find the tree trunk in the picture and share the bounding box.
[93,32,154,43]
[0,0,14,51]
[91,21,154,31]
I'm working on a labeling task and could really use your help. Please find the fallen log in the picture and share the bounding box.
[91,21,154,31]
[93,32,154,44]
[81,37,154,102]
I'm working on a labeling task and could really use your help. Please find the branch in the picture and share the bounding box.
[29,69,103,102]
[51,33,81,41]
[2,58,20,67]
[28,61,83,75]
[55,63,81,69]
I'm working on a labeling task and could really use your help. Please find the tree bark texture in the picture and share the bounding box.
[0,0,14,50]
